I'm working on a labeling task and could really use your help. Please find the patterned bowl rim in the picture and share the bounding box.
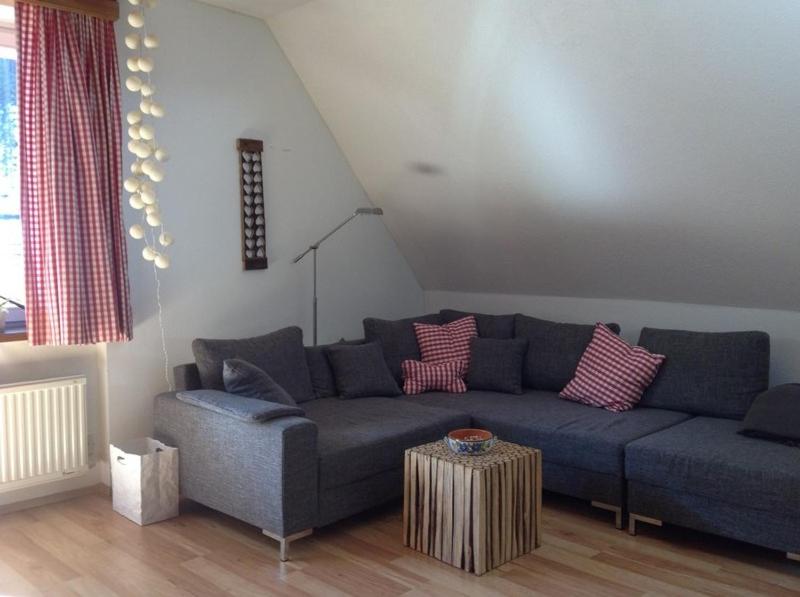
[446,428,494,443]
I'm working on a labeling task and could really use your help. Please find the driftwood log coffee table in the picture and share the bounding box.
[403,439,542,575]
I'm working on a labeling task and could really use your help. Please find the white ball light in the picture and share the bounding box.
[124,33,140,49]
[155,254,170,270]
[143,34,159,49]
[145,0,159,8]
[125,76,143,92]
[154,148,169,162]
[130,161,143,175]
[129,194,144,209]
[129,224,145,239]
[140,99,152,115]
[159,232,173,247]
[141,159,155,175]
[146,213,162,227]
[128,125,141,140]
[134,142,152,159]
[126,110,142,125]
[128,11,144,28]
[145,204,159,215]
[129,0,141,5]
[137,56,154,73]
[123,177,140,193]
[147,164,164,182]
[149,103,165,118]
[126,57,140,72]
[142,246,157,261]
[139,124,155,140]
[140,184,156,204]
[140,83,155,97]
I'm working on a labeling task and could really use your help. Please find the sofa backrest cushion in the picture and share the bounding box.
[514,314,621,391]
[637,327,770,419]
[192,326,316,403]
[363,313,442,381]
[174,363,202,391]
[440,309,515,339]
[305,345,338,399]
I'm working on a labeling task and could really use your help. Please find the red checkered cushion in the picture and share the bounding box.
[413,316,478,365]
[402,359,468,394]
[560,323,666,412]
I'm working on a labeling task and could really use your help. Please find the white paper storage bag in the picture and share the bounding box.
[110,437,178,525]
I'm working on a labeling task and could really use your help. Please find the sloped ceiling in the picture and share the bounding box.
[196,0,311,19]
[252,1,800,310]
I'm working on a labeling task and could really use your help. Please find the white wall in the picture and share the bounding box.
[426,291,800,386]
[268,0,800,311]
[106,0,423,443]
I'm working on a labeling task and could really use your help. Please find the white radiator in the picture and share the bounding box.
[0,376,88,492]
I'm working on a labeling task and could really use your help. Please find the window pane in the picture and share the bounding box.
[0,55,24,310]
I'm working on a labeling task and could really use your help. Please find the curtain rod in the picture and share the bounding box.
[2,0,119,22]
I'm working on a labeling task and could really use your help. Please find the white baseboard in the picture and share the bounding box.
[0,464,103,508]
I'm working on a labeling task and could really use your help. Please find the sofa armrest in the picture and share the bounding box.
[154,392,318,536]
[176,389,304,422]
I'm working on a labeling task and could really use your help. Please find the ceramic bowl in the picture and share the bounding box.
[444,428,496,455]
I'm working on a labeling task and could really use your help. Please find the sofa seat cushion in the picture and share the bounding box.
[303,398,470,489]
[625,417,800,515]
[403,391,691,476]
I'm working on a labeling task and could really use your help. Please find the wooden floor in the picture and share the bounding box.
[0,488,798,596]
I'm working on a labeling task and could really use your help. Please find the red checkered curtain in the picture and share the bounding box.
[17,2,132,345]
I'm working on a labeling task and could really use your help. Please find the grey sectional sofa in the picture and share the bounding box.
[154,311,800,562]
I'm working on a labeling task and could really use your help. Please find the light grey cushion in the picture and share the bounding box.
[223,359,297,406]
[466,337,527,394]
[192,326,315,403]
[626,417,800,515]
[302,397,470,489]
[177,389,304,422]
[638,327,770,419]
[363,313,442,381]
[403,390,690,476]
[514,315,621,391]
[440,309,515,339]
[325,342,401,399]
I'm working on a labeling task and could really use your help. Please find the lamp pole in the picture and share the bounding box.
[293,207,384,345]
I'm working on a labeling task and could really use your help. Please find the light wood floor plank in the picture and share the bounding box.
[0,488,798,597]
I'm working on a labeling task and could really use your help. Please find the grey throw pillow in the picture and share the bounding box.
[192,326,315,403]
[325,342,402,399]
[223,359,297,406]
[739,384,800,446]
[467,337,527,394]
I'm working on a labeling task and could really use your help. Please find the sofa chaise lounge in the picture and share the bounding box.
[154,310,800,562]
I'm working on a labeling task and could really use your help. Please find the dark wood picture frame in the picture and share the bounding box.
[236,138,267,271]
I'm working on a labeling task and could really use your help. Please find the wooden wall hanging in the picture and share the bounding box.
[236,138,267,271]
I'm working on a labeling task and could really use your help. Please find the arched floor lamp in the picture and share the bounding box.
[293,207,384,345]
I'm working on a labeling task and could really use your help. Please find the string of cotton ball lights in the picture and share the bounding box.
[123,0,173,270]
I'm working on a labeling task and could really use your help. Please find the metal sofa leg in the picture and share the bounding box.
[788,552,800,562]
[591,501,623,530]
[628,513,663,536]
[262,528,313,562]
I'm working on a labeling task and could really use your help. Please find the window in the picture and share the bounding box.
[0,5,25,340]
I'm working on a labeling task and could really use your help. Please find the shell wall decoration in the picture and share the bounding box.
[237,139,267,270]
[123,0,174,269]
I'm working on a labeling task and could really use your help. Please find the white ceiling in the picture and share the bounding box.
[197,0,311,19]
[228,0,800,311]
